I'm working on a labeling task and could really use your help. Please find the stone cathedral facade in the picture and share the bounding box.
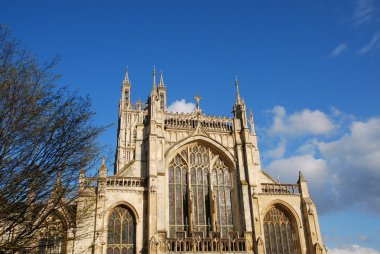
[72,69,327,254]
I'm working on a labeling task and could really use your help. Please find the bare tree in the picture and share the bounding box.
[0,24,104,252]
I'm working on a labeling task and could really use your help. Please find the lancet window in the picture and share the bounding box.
[168,144,233,238]
[107,206,135,254]
[263,206,300,254]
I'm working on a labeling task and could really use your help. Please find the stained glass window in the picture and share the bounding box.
[107,206,135,254]
[263,206,300,254]
[168,143,233,238]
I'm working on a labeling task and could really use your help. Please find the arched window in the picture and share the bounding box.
[263,206,300,254]
[38,213,66,254]
[168,144,233,238]
[107,206,135,254]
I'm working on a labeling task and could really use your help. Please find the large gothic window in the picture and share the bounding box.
[168,144,233,238]
[107,206,135,254]
[263,206,300,254]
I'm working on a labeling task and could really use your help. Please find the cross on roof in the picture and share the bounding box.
[194,94,202,111]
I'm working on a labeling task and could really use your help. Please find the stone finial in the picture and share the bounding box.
[298,171,306,183]
[99,157,108,177]
[159,70,165,87]
[235,76,242,104]
[152,66,157,90]
[124,66,130,84]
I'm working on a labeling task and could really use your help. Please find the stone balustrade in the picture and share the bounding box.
[106,177,146,188]
[165,237,250,253]
[164,113,233,132]
[261,183,300,195]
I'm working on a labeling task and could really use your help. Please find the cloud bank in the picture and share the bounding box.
[269,106,336,137]
[329,245,380,254]
[263,106,380,215]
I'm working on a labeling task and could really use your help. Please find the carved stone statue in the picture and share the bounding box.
[188,190,194,232]
[211,190,217,230]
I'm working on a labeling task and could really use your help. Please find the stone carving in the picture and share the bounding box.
[211,190,217,230]
[315,242,324,254]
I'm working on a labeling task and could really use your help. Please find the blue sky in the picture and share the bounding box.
[2,1,380,253]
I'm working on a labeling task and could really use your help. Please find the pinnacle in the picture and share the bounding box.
[159,70,165,87]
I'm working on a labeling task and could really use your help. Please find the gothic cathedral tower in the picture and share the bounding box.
[74,68,326,254]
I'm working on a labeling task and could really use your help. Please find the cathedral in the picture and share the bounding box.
[72,68,326,254]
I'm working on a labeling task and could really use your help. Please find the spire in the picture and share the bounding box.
[235,76,242,104]
[123,66,130,84]
[159,70,165,87]
[152,66,157,93]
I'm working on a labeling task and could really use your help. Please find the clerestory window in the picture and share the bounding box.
[264,206,300,254]
[168,144,233,238]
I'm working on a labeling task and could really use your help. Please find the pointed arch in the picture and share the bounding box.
[165,134,236,170]
[262,200,302,254]
[107,205,136,254]
[108,201,140,223]
[261,199,302,227]
[167,140,236,238]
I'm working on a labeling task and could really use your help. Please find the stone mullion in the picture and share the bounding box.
[285,223,291,254]
[216,170,221,230]
[184,147,190,234]
[223,171,227,227]
[202,167,207,231]
[279,223,286,254]
[182,167,187,231]
[266,223,272,254]
[119,215,122,251]
[196,168,200,228]
[188,166,193,233]
[274,222,280,254]
[173,168,177,231]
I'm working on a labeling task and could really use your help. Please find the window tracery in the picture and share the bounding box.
[107,206,135,254]
[38,214,65,254]
[168,144,233,238]
[263,206,300,254]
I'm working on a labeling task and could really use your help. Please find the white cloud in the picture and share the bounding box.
[266,154,328,186]
[269,106,336,137]
[265,140,286,159]
[167,99,195,113]
[329,245,380,254]
[330,43,347,58]
[357,31,380,56]
[318,117,380,213]
[264,106,380,214]
[265,153,338,213]
[353,0,377,26]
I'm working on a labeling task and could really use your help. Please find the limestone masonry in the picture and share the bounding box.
[71,68,326,254]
